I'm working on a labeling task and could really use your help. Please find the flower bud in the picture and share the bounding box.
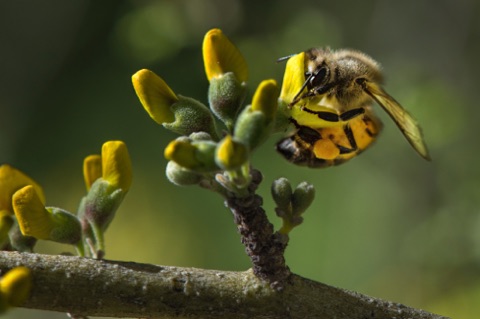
[12,186,81,245]
[291,181,315,215]
[102,141,132,193]
[215,135,248,170]
[83,154,102,191]
[0,164,45,214]
[234,80,279,150]
[163,96,218,138]
[202,28,248,83]
[166,161,204,186]
[208,72,246,130]
[234,107,267,150]
[164,138,218,172]
[271,177,293,210]
[132,69,176,124]
[0,266,32,308]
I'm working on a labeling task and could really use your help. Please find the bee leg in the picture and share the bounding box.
[289,82,335,107]
[335,124,358,154]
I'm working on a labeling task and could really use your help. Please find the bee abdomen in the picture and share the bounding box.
[276,136,332,168]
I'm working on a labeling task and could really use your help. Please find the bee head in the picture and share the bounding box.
[301,48,383,107]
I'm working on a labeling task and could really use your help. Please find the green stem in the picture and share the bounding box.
[75,241,85,257]
[90,222,105,258]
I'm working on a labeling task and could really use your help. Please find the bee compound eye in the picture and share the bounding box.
[355,77,367,87]
[309,67,328,88]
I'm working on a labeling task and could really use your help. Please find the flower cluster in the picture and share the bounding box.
[132,28,314,231]
[133,28,290,195]
[0,141,131,258]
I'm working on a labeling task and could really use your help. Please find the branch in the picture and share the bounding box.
[223,168,290,286]
[1,251,449,319]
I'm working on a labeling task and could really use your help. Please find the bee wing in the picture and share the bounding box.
[363,81,431,160]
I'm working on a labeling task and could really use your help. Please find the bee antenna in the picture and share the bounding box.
[276,53,298,63]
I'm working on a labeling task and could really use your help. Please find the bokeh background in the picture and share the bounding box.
[1,0,479,318]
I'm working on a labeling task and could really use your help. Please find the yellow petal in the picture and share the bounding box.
[279,52,305,104]
[215,135,248,170]
[164,140,199,169]
[101,141,132,192]
[251,79,279,121]
[0,165,45,213]
[12,185,54,240]
[202,28,248,82]
[0,266,32,307]
[83,154,102,191]
[164,139,218,172]
[132,69,177,124]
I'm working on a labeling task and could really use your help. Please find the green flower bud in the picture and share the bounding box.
[233,80,279,150]
[292,181,315,215]
[271,177,293,210]
[208,72,247,130]
[234,107,268,150]
[81,179,124,233]
[189,132,213,141]
[164,138,219,172]
[163,96,218,139]
[46,207,82,244]
[166,161,204,186]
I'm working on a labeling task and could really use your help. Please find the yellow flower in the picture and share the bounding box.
[164,139,218,172]
[101,141,132,192]
[279,52,305,104]
[0,266,32,308]
[12,185,55,240]
[0,165,45,214]
[215,135,248,170]
[132,69,177,125]
[251,79,279,121]
[202,28,248,82]
[83,154,102,191]
[12,185,81,244]
[164,140,198,169]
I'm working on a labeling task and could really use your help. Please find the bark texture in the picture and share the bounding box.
[0,251,449,319]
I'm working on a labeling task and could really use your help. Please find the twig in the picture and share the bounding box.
[224,168,290,288]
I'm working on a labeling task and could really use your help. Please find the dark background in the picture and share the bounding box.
[1,1,479,318]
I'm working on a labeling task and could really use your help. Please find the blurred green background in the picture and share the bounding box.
[1,0,479,318]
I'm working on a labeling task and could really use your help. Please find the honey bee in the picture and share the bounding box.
[276,48,430,168]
